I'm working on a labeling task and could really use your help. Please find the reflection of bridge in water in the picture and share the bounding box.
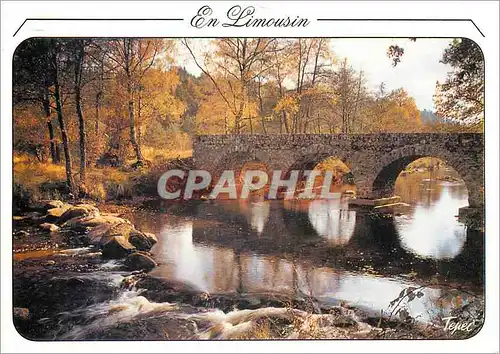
[185,193,483,284]
[151,219,450,318]
[148,202,481,319]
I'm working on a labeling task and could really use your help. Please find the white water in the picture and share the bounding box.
[58,273,178,339]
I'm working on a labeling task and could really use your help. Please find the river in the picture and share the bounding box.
[13,167,484,340]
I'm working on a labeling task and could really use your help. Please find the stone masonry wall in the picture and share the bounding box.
[193,134,484,206]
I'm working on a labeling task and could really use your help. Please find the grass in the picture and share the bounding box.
[13,147,193,205]
[141,147,192,162]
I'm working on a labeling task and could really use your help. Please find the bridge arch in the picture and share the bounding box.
[209,150,275,197]
[369,145,482,207]
[284,152,356,195]
[213,150,269,177]
[285,151,352,172]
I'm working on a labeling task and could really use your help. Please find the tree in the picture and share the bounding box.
[330,58,363,134]
[108,39,164,163]
[50,39,76,192]
[368,86,421,132]
[12,37,443,184]
[271,39,334,134]
[293,38,334,133]
[268,39,294,133]
[13,38,60,163]
[85,40,112,162]
[434,38,484,124]
[138,67,185,144]
[386,38,416,67]
[176,67,203,134]
[69,39,88,183]
[183,38,277,133]
[386,38,484,125]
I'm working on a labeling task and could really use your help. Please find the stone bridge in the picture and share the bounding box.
[193,134,484,207]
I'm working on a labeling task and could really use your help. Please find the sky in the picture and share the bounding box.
[176,38,454,111]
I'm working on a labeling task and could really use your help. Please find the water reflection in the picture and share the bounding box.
[395,166,468,206]
[246,202,270,235]
[151,223,238,292]
[395,184,468,259]
[241,255,295,293]
[150,221,445,321]
[308,199,356,245]
[302,268,441,319]
[136,169,482,323]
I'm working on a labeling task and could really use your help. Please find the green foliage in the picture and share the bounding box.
[435,38,484,123]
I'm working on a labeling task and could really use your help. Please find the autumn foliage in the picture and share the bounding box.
[13,38,483,195]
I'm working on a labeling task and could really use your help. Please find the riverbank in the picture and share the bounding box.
[13,152,194,214]
[12,199,484,340]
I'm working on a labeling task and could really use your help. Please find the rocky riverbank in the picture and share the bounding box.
[15,200,159,270]
[12,200,476,340]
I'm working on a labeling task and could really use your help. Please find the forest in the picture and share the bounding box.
[13,38,484,200]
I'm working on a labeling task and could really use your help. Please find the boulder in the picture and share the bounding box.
[43,200,67,211]
[44,206,71,223]
[124,251,157,271]
[101,222,137,241]
[128,231,157,251]
[87,223,115,246]
[134,276,203,303]
[62,214,130,231]
[40,223,60,233]
[135,276,200,294]
[32,200,68,212]
[66,220,138,248]
[57,204,100,225]
[143,232,158,245]
[13,212,44,226]
[78,215,131,228]
[13,307,30,321]
[101,236,136,258]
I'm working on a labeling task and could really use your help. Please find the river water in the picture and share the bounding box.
[13,168,485,340]
[130,168,483,322]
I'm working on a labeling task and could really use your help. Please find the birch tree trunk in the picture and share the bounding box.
[124,39,144,163]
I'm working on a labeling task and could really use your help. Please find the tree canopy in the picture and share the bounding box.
[13,37,483,190]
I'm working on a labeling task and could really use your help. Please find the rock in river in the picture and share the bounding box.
[101,236,136,258]
[40,222,60,233]
[45,206,71,223]
[87,223,115,246]
[134,276,203,303]
[33,200,68,212]
[57,204,100,225]
[124,251,157,271]
[144,232,158,244]
[100,222,137,241]
[62,215,131,234]
[62,214,131,229]
[128,231,157,251]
